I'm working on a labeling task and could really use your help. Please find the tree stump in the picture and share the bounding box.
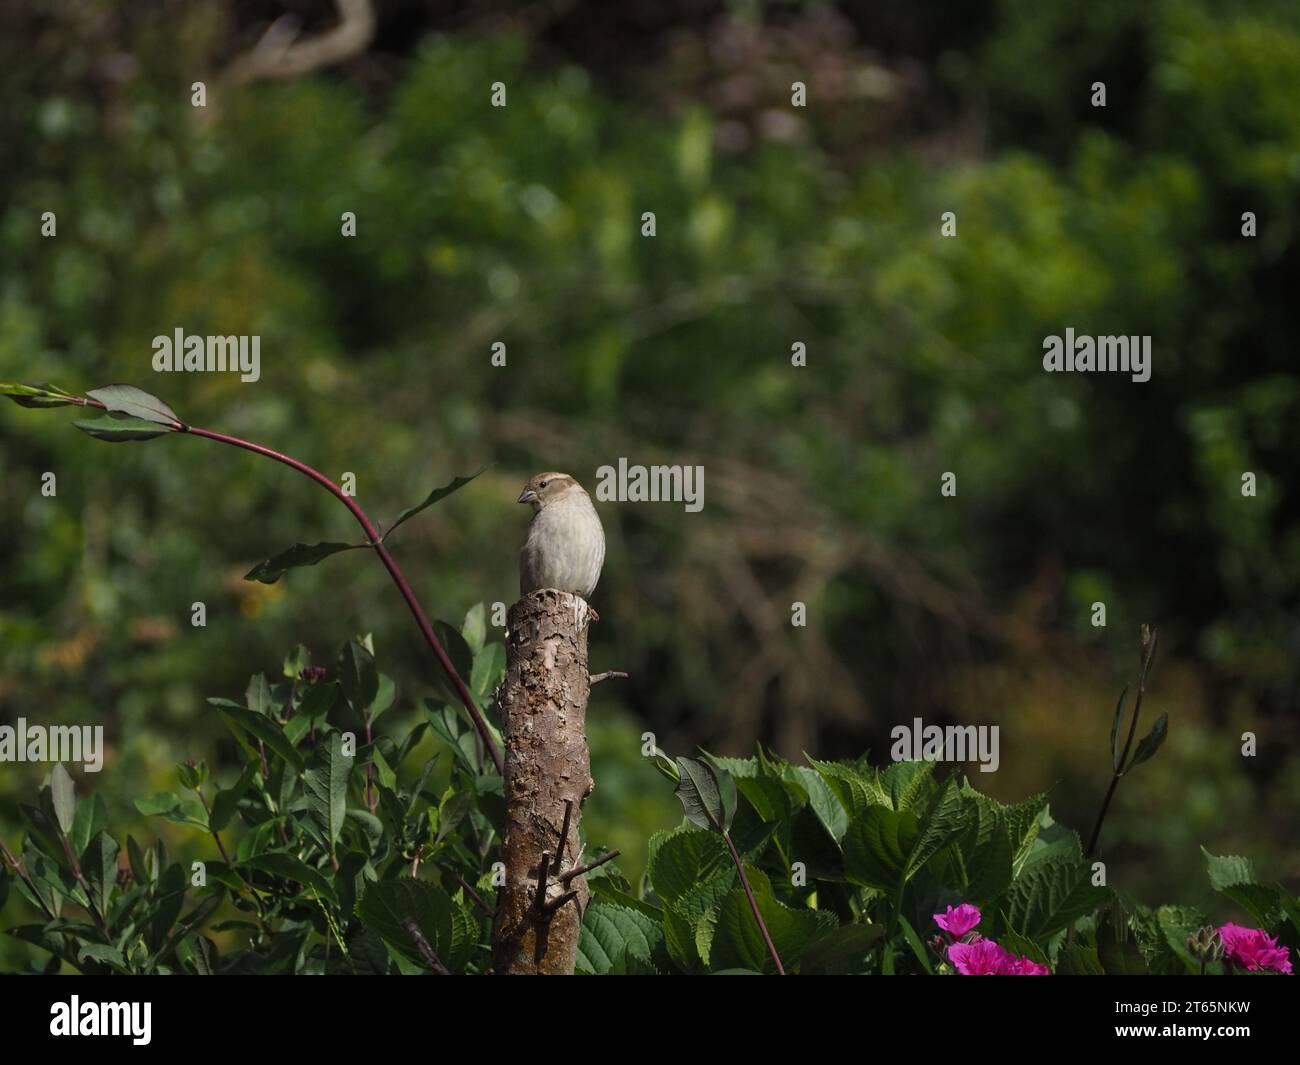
[490,589,593,974]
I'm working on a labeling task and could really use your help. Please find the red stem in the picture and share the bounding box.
[723,830,785,975]
[180,423,504,775]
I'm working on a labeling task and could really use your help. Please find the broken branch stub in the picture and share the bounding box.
[490,589,594,974]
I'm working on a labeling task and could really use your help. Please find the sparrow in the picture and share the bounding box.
[517,472,605,601]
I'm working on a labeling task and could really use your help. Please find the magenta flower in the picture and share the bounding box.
[934,903,982,937]
[1217,923,1293,974]
[948,939,1006,975]
[948,937,1049,975]
[1002,953,1050,976]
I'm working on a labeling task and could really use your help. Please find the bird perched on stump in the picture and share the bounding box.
[517,472,605,602]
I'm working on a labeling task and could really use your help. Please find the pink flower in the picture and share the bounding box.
[948,939,1006,975]
[1002,953,1050,975]
[934,903,982,937]
[948,937,1049,975]
[1217,923,1293,974]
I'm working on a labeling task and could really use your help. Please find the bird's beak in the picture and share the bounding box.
[517,487,537,504]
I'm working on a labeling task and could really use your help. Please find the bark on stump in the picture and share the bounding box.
[490,589,594,974]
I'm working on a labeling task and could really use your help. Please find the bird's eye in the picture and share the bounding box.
[538,480,548,489]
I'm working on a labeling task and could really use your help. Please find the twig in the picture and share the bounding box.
[542,890,579,916]
[402,917,450,974]
[179,422,505,775]
[589,671,628,686]
[454,873,492,917]
[1086,628,1159,858]
[560,849,620,885]
[533,852,551,912]
[555,799,574,867]
[723,830,784,975]
[0,839,57,921]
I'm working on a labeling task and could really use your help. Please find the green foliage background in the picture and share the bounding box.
[1,1,1297,969]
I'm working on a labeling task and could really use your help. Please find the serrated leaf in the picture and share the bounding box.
[799,923,884,974]
[844,775,965,890]
[73,415,171,442]
[86,383,181,426]
[304,732,353,852]
[83,832,118,919]
[384,468,486,540]
[357,879,477,972]
[576,901,665,975]
[707,870,836,974]
[673,756,732,832]
[1003,854,1109,939]
[244,541,365,584]
[1201,847,1282,927]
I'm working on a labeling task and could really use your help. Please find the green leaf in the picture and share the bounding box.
[83,832,119,919]
[461,603,487,655]
[673,756,733,832]
[1057,944,1105,975]
[790,765,850,842]
[243,541,365,584]
[470,642,505,700]
[304,732,353,851]
[296,679,338,720]
[1126,712,1168,770]
[648,827,731,903]
[843,775,965,890]
[73,415,171,442]
[244,852,336,902]
[707,871,836,974]
[1,381,77,408]
[49,764,76,835]
[210,699,304,772]
[134,792,209,829]
[576,901,666,975]
[1201,847,1282,927]
[338,640,380,715]
[209,765,256,832]
[357,879,477,972]
[896,913,933,974]
[799,923,884,974]
[1109,686,1129,771]
[805,755,891,818]
[1003,854,1109,939]
[880,760,936,810]
[383,468,486,540]
[86,383,181,426]
[245,672,273,716]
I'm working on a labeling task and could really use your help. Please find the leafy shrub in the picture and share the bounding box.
[2,631,1295,975]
